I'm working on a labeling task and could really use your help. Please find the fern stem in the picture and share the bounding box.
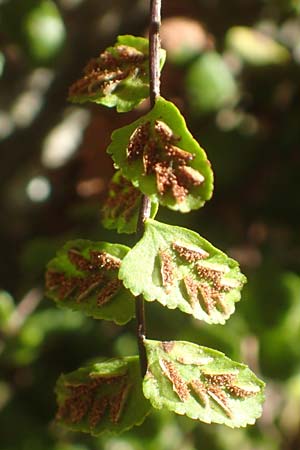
[135,0,162,377]
[149,0,162,108]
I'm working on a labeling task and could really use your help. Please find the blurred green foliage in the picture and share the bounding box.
[225,27,290,67]
[1,0,300,449]
[185,51,238,115]
[0,0,66,64]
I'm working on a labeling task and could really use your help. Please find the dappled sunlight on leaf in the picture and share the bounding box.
[119,219,246,324]
[143,339,265,428]
[107,97,213,212]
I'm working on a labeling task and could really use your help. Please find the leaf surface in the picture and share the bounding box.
[107,97,213,212]
[101,171,158,234]
[68,35,166,112]
[46,240,135,325]
[119,219,246,324]
[56,356,151,435]
[143,339,265,428]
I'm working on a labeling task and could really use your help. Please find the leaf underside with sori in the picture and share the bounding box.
[119,219,246,324]
[101,170,158,234]
[68,35,166,112]
[107,97,214,212]
[56,356,151,436]
[143,339,265,428]
[45,240,135,325]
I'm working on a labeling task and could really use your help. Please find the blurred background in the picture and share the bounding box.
[1,0,300,449]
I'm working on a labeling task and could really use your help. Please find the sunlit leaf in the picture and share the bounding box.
[119,219,246,324]
[46,240,135,325]
[185,52,238,115]
[107,97,213,212]
[225,27,290,66]
[56,356,151,435]
[101,170,158,234]
[68,35,166,112]
[143,339,265,427]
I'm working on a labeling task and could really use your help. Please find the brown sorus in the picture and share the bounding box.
[76,273,107,303]
[159,249,175,287]
[183,276,199,309]
[207,385,233,418]
[189,379,208,406]
[58,275,78,300]
[63,392,93,424]
[88,396,108,428]
[197,283,216,314]
[154,120,178,144]
[109,383,131,423]
[127,122,150,161]
[203,373,236,387]
[227,385,258,398]
[161,341,175,354]
[173,242,209,263]
[165,145,194,164]
[68,249,95,272]
[90,373,127,387]
[46,270,78,299]
[97,279,122,306]
[103,176,140,222]
[69,45,146,98]
[46,270,65,290]
[176,165,205,187]
[159,359,190,401]
[90,251,121,271]
[196,263,224,290]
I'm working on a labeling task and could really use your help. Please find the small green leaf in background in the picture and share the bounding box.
[143,339,265,428]
[56,356,151,435]
[225,27,290,66]
[185,52,238,115]
[119,219,246,324]
[0,0,66,66]
[23,0,66,64]
[107,97,213,212]
[101,170,158,234]
[68,35,166,112]
[46,240,135,325]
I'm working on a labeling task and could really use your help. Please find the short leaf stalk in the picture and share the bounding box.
[45,0,265,437]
